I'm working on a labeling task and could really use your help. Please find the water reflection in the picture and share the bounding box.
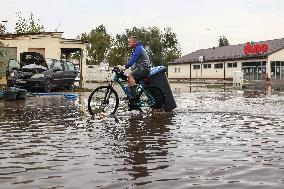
[121,113,174,182]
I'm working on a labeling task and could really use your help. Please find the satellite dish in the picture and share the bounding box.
[199,56,204,62]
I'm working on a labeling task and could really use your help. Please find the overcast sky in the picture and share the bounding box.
[1,0,284,55]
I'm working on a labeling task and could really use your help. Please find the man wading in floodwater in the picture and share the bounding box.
[121,36,151,110]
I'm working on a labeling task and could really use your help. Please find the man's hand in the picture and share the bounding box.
[118,65,126,72]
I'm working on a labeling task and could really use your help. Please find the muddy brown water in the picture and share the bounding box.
[0,83,284,189]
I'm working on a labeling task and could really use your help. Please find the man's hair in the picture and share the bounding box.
[128,36,137,42]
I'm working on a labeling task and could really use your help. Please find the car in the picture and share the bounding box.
[6,52,78,92]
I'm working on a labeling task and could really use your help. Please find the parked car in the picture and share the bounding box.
[6,52,78,92]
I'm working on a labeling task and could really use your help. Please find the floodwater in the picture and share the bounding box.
[0,83,284,189]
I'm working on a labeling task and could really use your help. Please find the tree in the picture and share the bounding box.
[0,41,5,57]
[108,26,181,67]
[0,23,6,35]
[15,12,44,34]
[79,25,112,65]
[218,35,230,47]
[107,34,129,67]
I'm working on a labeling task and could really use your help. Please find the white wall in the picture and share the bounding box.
[86,65,112,82]
[168,63,190,79]
[201,62,224,79]
[224,62,240,78]
[0,37,61,60]
[169,58,270,80]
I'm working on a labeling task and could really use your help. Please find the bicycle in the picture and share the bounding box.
[87,67,165,116]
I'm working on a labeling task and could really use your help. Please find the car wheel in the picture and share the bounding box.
[44,79,53,93]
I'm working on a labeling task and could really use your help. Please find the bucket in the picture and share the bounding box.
[0,91,4,100]
[4,87,18,101]
[16,88,27,100]
[64,93,78,100]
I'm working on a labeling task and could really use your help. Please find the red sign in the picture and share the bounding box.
[243,42,268,55]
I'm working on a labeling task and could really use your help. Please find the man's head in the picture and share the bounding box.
[128,36,138,48]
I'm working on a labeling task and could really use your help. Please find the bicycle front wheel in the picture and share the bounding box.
[88,86,119,116]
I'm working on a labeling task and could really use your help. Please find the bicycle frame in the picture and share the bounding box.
[88,67,164,115]
[111,67,156,107]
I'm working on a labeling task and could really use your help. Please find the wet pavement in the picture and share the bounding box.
[0,83,284,189]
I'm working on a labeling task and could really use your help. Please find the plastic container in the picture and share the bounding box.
[148,66,176,112]
[4,87,18,101]
[0,91,4,100]
[64,93,78,100]
[16,88,27,100]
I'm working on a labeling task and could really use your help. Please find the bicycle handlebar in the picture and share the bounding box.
[112,67,128,81]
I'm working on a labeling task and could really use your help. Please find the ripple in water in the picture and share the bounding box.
[0,91,283,189]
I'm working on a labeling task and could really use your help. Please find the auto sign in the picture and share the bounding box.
[243,42,269,55]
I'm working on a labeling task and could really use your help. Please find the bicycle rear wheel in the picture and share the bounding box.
[88,86,119,116]
[137,85,165,111]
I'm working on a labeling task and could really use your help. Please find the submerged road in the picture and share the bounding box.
[0,83,284,189]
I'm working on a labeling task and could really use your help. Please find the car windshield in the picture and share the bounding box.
[8,59,20,70]
[45,59,55,69]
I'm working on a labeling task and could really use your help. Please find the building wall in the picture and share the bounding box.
[168,63,190,79]
[268,48,284,61]
[86,65,112,82]
[168,58,269,80]
[0,37,61,60]
[224,61,240,78]
[200,62,224,79]
[169,61,226,79]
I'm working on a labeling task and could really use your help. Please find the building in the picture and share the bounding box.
[86,61,112,82]
[168,38,284,81]
[0,32,87,86]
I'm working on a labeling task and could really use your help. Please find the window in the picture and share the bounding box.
[203,64,211,69]
[193,65,201,69]
[214,63,223,69]
[174,68,181,73]
[63,62,70,70]
[67,62,75,71]
[45,59,54,69]
[53,61,63,70]
[227,62,237,68]
[63,62,75,71]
